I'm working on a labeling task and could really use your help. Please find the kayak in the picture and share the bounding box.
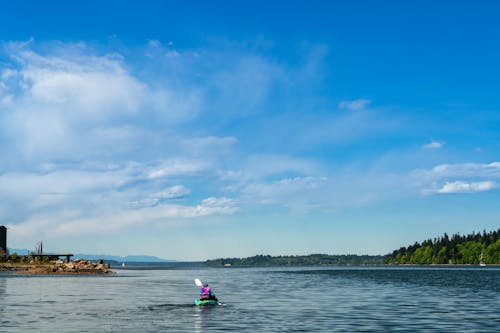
[195,299,218,306]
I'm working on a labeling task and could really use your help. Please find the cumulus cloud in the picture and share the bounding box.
[338,98,371,111]
[414,162,500,195]
[0,42,201,160]
[418,162,500,179]
[435,181,496,194]
[18,52,144,116]
[422,140,445,149]
[0,39,337,247]
[10,196,238,238]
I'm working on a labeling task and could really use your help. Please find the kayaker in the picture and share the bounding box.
[199,283,218,301]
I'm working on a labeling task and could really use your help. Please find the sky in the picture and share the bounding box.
[0,1,499,260]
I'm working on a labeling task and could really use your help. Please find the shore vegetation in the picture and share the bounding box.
[204,229,500,267]
[205,254,386,267]
[386,229,499,265]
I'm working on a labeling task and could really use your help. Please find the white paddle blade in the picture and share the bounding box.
[195,278,203,287]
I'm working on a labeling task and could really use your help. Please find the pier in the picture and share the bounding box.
[27,254,74,262]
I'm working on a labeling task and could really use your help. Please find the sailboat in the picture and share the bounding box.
[479,252,486,267]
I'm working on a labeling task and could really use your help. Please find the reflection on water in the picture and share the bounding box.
[194,305,215,333]
[0,277,5,321]
[0,275,5,296]
[0,267,499,332]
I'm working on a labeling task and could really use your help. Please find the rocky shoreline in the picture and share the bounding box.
[0,259,115,275]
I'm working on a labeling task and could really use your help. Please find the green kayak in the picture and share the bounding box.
[195,299,218,306]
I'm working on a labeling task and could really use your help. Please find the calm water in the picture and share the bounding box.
[0,266,498,332]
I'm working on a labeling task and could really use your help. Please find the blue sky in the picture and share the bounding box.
[1,1,499,260]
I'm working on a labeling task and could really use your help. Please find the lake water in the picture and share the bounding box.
[0,266,498,332]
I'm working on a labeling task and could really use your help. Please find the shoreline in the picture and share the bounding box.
[2,262,498,272]
[204,263,500,268]
[0,259,115,275]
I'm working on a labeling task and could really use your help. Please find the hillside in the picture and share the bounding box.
[386,229,500,265]
[205,229,500,267]
[205,254,386,267]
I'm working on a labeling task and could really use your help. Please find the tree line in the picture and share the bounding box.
[205,254,386,267]
[386,229,500,265]
[204,229,500,267]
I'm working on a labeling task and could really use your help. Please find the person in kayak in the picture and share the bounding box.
[199,283,218,301]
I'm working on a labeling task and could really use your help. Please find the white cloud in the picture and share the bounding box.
[414,162,500,195]
[10,196,238,238]
[243,176,327,206]
[147,160,208,179]
[338,98,371,111]
[200,196,235,207]
[419,162,500,179]
[0,169,127,197]
[216,154,320,197]
[436,181,496,194]
[155,185,191,199]
[0,39,342,248]
[0,42,202,160]
[10,48,145,116]
[422,140,445,149]
[129,185,191,208]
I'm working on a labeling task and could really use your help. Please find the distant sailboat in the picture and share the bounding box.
[122,262,125,267]
[479,252,486,267]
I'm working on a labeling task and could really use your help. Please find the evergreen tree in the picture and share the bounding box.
[387,228,500,265]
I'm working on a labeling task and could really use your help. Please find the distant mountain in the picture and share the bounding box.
[8,248,29,255]
[7,248,174,262]
[74,254,175,262]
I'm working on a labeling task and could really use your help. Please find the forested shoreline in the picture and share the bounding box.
[386,229,499,265]
[205,229,500,267]
[205,254,386,267]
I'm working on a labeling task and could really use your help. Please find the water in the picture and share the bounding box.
[0,266,498,332]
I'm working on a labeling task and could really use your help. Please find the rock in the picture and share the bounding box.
[16,258,115,275]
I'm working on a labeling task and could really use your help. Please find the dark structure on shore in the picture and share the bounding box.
[0,227,73,262]
[0,226,6,259]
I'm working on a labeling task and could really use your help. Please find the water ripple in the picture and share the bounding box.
[0,267,498,332]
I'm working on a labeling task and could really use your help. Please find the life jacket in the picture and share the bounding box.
[200,286,212,300]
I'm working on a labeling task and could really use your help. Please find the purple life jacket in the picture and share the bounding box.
[200,286,212,300]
